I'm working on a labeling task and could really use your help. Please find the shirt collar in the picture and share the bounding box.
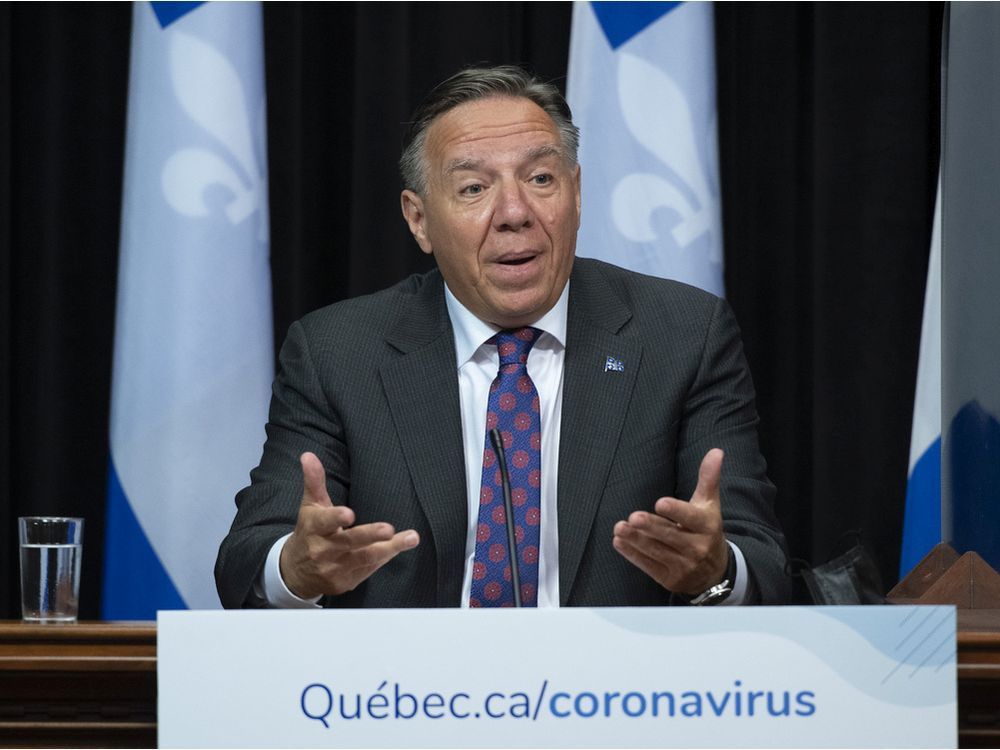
[444,282,569,368]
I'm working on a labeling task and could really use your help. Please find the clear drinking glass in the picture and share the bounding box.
[18,517,84,622]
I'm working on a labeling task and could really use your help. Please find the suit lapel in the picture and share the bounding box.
[380,272,467,606]
[558,262,642,604]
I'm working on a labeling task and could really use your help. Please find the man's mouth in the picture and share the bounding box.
[495,252,538,266]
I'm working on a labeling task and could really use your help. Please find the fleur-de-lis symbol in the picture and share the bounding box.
[160,32,268,240]
[611,53,721,263]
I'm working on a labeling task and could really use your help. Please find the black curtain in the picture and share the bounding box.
[717,4,941,595]
[1,2,132,619]
[0,2,942,618]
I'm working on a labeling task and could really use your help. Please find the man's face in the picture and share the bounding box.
[401,97,581,329]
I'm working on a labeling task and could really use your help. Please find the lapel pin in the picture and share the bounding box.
[604,356,625,373]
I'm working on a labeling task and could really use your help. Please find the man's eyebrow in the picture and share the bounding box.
[444,158,483,176]
[524,144,564,162]
[443,145,566,177]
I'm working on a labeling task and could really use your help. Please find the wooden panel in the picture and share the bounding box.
[958,610,1000,748]
[0,621,156,749]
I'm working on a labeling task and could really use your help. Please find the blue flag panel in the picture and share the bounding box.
[901,189,941,577]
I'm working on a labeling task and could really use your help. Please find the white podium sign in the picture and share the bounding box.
[158,606,956,748]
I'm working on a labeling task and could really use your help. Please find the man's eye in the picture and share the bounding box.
[531,174,552,186]
[461,184,483,195]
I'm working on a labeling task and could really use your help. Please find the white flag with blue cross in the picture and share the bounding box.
[567,1,724,296]
[102,1,273,617]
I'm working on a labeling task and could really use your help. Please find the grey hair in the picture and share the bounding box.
[399,65,580,195]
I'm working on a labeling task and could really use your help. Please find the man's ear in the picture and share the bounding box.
[400,190,433,255]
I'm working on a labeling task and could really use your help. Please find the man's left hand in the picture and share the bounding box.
[612,448,730,596]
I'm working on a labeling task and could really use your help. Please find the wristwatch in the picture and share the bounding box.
[688,546,737,606]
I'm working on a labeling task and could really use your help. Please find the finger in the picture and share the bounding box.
[612,532,686,590]
[613,521,725,595]
[333,530,421,588]
[651,496,715,534]
[282,522,417,599]
[332,521,401,549]
[300,452,333,508]
[354,530,420,568]
[302,503,357,537]
[618,506,722,574]
[309,525,419,567]
[616,514,691,558]
[690,448,723,507]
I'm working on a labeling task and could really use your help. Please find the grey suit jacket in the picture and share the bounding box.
[215,258,790,608]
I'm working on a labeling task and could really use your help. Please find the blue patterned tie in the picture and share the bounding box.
[470,327,541,607]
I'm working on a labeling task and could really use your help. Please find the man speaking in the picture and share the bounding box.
[215,65,789,609]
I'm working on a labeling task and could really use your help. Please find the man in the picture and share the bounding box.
[215,65,789,609]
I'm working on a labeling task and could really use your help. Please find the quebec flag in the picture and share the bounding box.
[900,187,941,577]
[567,1,723,296]
[103,2,273,618]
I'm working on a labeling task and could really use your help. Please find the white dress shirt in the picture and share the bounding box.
[446,283,567,607]
[259,280,748,607]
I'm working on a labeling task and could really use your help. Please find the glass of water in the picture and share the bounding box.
[18,517,84,622]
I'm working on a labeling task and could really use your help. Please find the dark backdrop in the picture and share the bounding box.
[0,2,942,618]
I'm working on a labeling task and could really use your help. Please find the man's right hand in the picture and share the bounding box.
[279,452,420,600]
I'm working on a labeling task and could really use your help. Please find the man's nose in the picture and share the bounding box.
[493,181,533,230]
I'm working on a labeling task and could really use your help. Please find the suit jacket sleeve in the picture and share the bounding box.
[214,318,349,608]
[215,271,460,610]
[675,295,789,604]
[557,261,789,605]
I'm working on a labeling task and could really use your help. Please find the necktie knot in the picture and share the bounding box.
[493,327,540,371]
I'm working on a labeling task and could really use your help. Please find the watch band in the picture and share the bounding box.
[687,545,737,606]
[688,579,733,606]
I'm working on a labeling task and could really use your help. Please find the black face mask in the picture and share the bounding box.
[790,533,885,605]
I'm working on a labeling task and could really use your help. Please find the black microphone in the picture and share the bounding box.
[489,427,522,608]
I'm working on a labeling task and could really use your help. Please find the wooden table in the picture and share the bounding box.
[0,621,155,748]
[1,612,998,748]
[957,610,1000,747]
